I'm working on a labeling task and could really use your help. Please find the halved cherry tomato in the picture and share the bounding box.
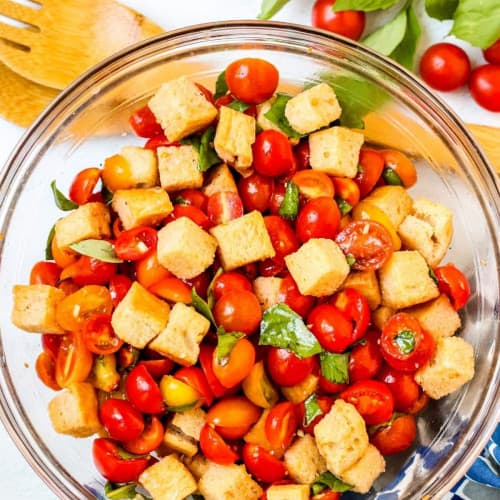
[199,344,231,398]
[253,130,295,177]
[125,364,165,414]
[265,401,298,449]
[166,204,210,231]
[114,227,157,261]
[148,276,192,304]
[55,332,94,388]
[293,140,310,170]
[99,398,144,442]
[332,177,360,208]
[60,256,117,286]
[82,313,123,355]
[308,304,354,353]
[109,274,132,308]
[207,192,244,226]
[377,364,420,413]
[239,172,274,212]
[380,150,417,188]
[102,154,134,191]
[129,105,163,138]
[30,261,61,286]
[296,395,333,435]
[331,287,370,342]
[335,220,394,271]
[380,313,436,372]
[292,170,335,199]
[340,380,394,425]
[183,271,211,299]
[355,148,384,198]
[212,271,253,302]
[51,235,78,269]
[241,360,279,409]
[407,392,430,415]
[269,181,287,215]
[135,251,171,289]
[434,263,471,310]
[296,197,341,243]
[138,359,174,379]
[176,189,209,212]
[348,330,383,383]
[92,438,150,483]
[199,424,238,465]
[35,352,61,391]
[277,273,315,317]
[243,443,287,483]
[175,366,214,407]
[266,347,315,387]
[264,216,299,257]
[41,334,62,359]
[212,337,256,388]
[371,414,417,455]
[213,290,262,335]
[144,135,179,150]
[160,374,202,409]
[123,416,164,455]
[112,218,125,239]
[69,167,101,205]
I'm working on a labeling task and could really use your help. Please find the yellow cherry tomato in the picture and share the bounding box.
[242,360,279,409]
[101,153,133,191]
[160,375,201,409]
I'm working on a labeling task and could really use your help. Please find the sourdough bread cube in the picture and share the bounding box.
[399,198,453,267]
[339,444,385,494]
[111,281,170,348]
[112,187,173,230]
[149,303,210,366]
[157,144,203,192]
[341,270,381,310]
[184,454,210,479]
[414,336,474,399]
[54,202,111,249]
[210,211,275,271]
[163,408,206,457]
[285,83,342,135]
[285,238,349,297]
[378,251,440,309]
[363,186,413,229]
[157,217,217,279]
[314,399,369,475]
[372,305,395,331]
[405,294,461,340]
[281,372,319,404]
[201,163,238,197]
[284,434,327,484]
[148,77,217,142]
[214,106,256,172]
[266,484,310,500]
[12,284,65,334]
[120,145,158,187]
[139,454,197,500]
[48,382,101,437]
[253,276,283,311]
[309,126,364,177]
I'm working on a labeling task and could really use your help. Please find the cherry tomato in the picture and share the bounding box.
[265,401,298,449]
[308,304,354,353]
[312,491,341,500]
[125,364,165,414]
[239,172,274,212]
[114,227,157,261]
[243,443,287,483]
[183,271,211,299]
[268,181,287,215]
[380,313,436,372]
[175,366,214,407]
[195,83,215,105]
[166,204,210,231]
[123,416,164,455]
[293,140,310,170]
[135,251,171,289]
[318,375,347,394]
[469,63,500,112]
[55,332,94,388]
[213,290,262,335]
[199,424,238,465]
[212,337,256,388]
[348,330,383,383]
[51,235,78,269]
[148,276,192,304]
[371,414,417,455]
[212,271,253,302]
[296,196,341,243]
[296,395,333,434]
[207,192,244,226]
[160,374,201,409]
[380,150,417,188]
[483,38,500,65]
[137,359,174,379]
[340,380,394,425]
[92,438,150,483]
[129,105,163,138]
[35,352,61,391]
[109,274,132,308]
[225,58,279,105]
[60,256,117,286]
[253,130,295,177]
[266,347,315,387]
[102,154,138,192]
[355,148,384,198]
[199,344,231,398]
[335,220,393,271]
[82,314,123,355]
[292,170,335,199]
[99,398,144,442]
[407,392,430,415]
[41,334,62,359]
[264,215,299,257]
[433,263,471,310]
[377,364,420,413]
[144,135,180,150]
[30,261,61,286]
[117,344,140,370]
[277,274,315,317]
[332,177,360,208]
[312,0,365,40]
[69,167,101,205]
[176,189,208,212]
[331,287,370,342]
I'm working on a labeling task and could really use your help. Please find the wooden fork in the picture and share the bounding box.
[0,0,163,90]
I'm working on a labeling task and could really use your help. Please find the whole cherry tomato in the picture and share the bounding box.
[30,261,61,286]
[213,290,262,335]
[135,251,171,289]
[108,274,132,308]
[55,332,94,388]
[331,287,370,342]
[60,256,117,286]
[175,366,214,407]
[483,38,500,65]
[419,43,471,91]
[269,181,287,215]
[123,416,164,455]
[99,398,145,442]
[307,304,354,353]
[371,414,417,455]
[129,105,163,138]
[355,148,384,198]
[243,443,287,483]
[293,140,310,169]
[296,395,333,435]
[166,204,210,231]
[176,189,208,211]
[82,314,123,355]
[265,401,298,449]
[199,424,238,465]
[207,192,244,226]
[212,271,253,302]
[212,337,256,388]
[114,227,157,261]
[377,364,420,413]
[469,64,500,112]
[277,273,315,318]
[291,170,335,199]
[137,359,174,379]
[125,364,165,414]
[433,263,471,310]
[312,0,366,40]
[348,330,383,383]
[318,375,347,394]
[296,197,341,243]
[253,130,295,177]
[266,347,315,387]
[35,352,60,391]
[225,58,279,104]
[380,150,417,188]
[69,167,101,205]
[239,172,274,212]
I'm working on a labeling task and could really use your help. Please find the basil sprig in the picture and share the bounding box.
[320,351,350,384]
[69,239,123,263]
[191,287,216,326]
[279,181,299,220]
[303,393,324,426]
[50,180,78,211]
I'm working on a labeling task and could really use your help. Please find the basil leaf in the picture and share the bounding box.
[214,70,228,100]
[368,411,404,436]
[429,266,439,285]
[336,197,352,216]
[425,0,458,20]
[216,331,245,362]
[319,351,349,384]
[312,472,353,495]
[191,287,216,326]
[45,224,55,260]
[167,400,201,412]
[173,196,189,205]
[263,93,302,139]
[451,0,500,48]
[333,0,399,11]
[198,126,221,172]
[303,394,324,426]
[117,448,148,460]
[394,330,416,354]
[390,4,422,71]
[259,304,323,358]
[50,180,78,211]
[69,239,123,263]
[346,255,356,267]
[227,99,251,112]
[258,0,290,19]
[279,181,299,220]
[362,7,408,56]
[105,482,146,500]
[382,166,403,186]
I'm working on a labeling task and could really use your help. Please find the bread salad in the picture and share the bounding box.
[11,58,474,500]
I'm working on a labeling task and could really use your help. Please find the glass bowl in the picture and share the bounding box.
[0,21,499,500]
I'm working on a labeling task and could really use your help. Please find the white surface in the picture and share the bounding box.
[0,1,497,498]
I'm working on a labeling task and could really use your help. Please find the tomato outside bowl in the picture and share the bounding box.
[0,21,499,499]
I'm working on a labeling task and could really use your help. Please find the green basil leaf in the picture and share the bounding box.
[50,180,78,211]
[362,7,408,56]
[451,0,500,48]
[227,99,251,112]
[105,482,145,500]
[279,181,299,220]
[312,471,353,495]
[425,0,458,20]
[263,93,302,139]
[303,393,324,427]
[390,4,422,70]
[259,304,323,358]
[214,70,228,100]
[216,331,245,363]
[258,0,290,19]
[173,196,189,205]
[69,239,123,263]
[191,287,215,326]
[346,255,356,267]
[429,266,439,285]
[335,197,353,216]
[101,185,114,206]
[394,330,416,354]
[198,126,221,172]
[117,448,148,460]
[382,166,404,186]
[333,0,399,11]
[167,400,201,412]
[367,411,404,436]
[45,224,55,260]
[319,351,349,384]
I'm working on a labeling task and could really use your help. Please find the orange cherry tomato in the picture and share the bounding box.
[265,401,298,449]
[135,251,171,289]
[60,255,117,286]
[355,148,384,198]
[371,414,417,455]
[123,416,164,455]
[51,235,78,269]
[82,314,123,355]
[175,366,214,407]
[199,344,231,398]
[30,261,61,286]
[148,276,192,304]
[332,177,360,208]
[102,154,134,191]
[380,150,417,188]
[291,170,335,199]
[69,167,101,205]
[213,290,262,336]
[35,351,61,391]
[212,337,256,388]
[55,332,94,388]
[199,424,238,465]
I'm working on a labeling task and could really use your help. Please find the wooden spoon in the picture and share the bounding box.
[0,0,163,90]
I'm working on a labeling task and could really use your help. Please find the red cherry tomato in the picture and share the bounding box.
[137,359,174,379]
[355,148,384,198]
[166,204,210,230]
[340,380,394,425]
[419,43,471,91]
[225,58,279,105]
[125,364,165,414]
[469,63,500,112]
[293,140,310,170]
[41,333,62,359]
[296,395,333,435]
[308,304,354,353]
[265,401,298,449]
[266,347,315,387]
[99,399,144,442]
[55,332,94,389]
[175,366,214,407]
[239,172,274,212]
[69,167,101,205]
[207,192,244,226]
[30,261,61,286]
[35,352,60,391]
[433,263,471,310]
[213,290,262,335]
[312,491,341,500]
[109,274,132,308]
[183,271,211,299]
[296,196,341,243]
[312,0,366,40]
[377,364,421,413]
[243,443,287,483]
[82,313,123,355]
[253,130,295,177]
[199,424,238,465]
[277,273,315,318]
[331,287,370,342]
[123,416,164,455]
[144,135,180,150]
[176,189,208,212]
[371,414,417,455]
[264,215,299,257]
[114,227,158,262]
[60,256,117,286]
[380,313,436,373]
[318,375,347,394]
[199,344,231,398]
[348,330,383,383]
[212,337,256,388]
[483,38,500,65]
[335,220,393,271]
[129,105,163,138]
[212,271,253,302]
[269,181,287,215]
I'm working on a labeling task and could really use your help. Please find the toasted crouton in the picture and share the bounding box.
[184,453,210,479]
[149,303,210,366]
[157,144,203,192]
[285,434,327,484]
[414,336,474,399]
[163,408,206,457]
[341,270,381,310]
[201,163,238,197]
[48,382,101,437]
[253,276,283,311]
[339,444,385,494]
[363,186,413,229]
[12,284,65,334]
[281,373,319,404]
[266,484,310,500]
[120,145,158,187]
[148,77,217,142]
